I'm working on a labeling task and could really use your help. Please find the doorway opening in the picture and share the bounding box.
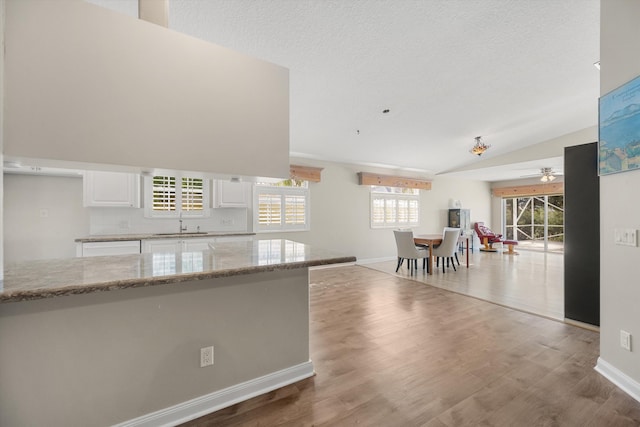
[503,195,564,253]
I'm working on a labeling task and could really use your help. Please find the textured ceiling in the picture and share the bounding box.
[84,0,600,181]
[167,0,600,180]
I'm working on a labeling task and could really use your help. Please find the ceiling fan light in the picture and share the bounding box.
[548,174,556,181]
[540,175,548,182]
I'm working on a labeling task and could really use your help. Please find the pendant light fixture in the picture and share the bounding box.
[470,136,490,156]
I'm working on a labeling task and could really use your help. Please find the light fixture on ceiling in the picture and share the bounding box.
[540,167,556,182]
[470,136,490,156]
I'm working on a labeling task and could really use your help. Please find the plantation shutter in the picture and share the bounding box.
[181,177,204,212]
[285,195,306,225]
[258,193,283,226]
[153,176,176,211]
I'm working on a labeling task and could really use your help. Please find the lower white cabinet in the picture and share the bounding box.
[183,238,217,252]
[142,239,183,253]
[78,240,141,257]
[142,238,217,253]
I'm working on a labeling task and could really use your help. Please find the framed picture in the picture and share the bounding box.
[598,74,640,175]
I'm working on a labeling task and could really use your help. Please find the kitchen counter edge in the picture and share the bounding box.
[75,232,256,243]
[1,255,356,304]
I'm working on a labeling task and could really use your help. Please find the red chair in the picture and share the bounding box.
[474,222,518,254]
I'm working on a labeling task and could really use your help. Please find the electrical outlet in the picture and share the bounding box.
[200,346,214,367]
[620,330,632,351]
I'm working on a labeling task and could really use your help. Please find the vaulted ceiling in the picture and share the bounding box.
[91,0,601,181]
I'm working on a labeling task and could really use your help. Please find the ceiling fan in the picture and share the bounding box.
[520,167,563,182]
[539,167,558,182]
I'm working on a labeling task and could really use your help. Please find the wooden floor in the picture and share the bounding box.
[368,249,565,320]
[181,262,640,426]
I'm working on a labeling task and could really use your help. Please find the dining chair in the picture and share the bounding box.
[442,227,464,265]
[433,228,460,273]
[393,230,429,274]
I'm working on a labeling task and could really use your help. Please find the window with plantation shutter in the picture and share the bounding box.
[152,176,176,212]
[254,181,309,232]
[181,177,204,212]
[258,193,282,225]
[144,174,210,218]
[285,195,306,225]
[370,186,419,228]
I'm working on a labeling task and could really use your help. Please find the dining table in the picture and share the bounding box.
[414,233,470,275]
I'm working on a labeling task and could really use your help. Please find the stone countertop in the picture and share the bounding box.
[1,239,356,303]
[75,232,256,243]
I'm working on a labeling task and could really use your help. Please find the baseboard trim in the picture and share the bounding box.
[356,256,395,265]
[310,261,356,270]
[595,357,640,404]
[564,318,600,332]
[115,361,315,427]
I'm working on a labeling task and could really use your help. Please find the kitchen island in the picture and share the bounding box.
[0,239,355,427]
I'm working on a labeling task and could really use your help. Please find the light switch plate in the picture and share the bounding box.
[620,330,632,351]
[614,229,638,247]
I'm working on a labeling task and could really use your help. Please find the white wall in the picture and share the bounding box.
[257,158,492,262]
[88,205,247,236]
[4,159,491,264]
[4,0,289,179]
[2,173,249,261]
[3,174,90,263]
[598,0,640,397]
[0,268,310,426]
[1,0,5,279]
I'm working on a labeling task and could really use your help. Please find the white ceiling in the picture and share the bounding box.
[166,0,600,181]
[74,1,600,182]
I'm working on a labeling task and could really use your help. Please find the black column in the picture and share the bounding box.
[564,142,600,326]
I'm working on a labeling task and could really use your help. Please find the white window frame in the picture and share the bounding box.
[370,187,420,228]
[144,174,210,218]
[254,183,310,232]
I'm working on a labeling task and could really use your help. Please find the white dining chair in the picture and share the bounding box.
[393,230,429,274]
[433,228,461,273]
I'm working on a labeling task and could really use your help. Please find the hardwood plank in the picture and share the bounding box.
[181,263,640,426]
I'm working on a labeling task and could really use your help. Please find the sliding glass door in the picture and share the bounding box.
[503,195,564,252]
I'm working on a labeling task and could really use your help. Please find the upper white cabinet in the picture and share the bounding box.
[214,181,251,208]
[83,171,140,208]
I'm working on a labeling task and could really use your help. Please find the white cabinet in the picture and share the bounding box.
[214,180,251,208]
[83,171,140,207]
[142,239,183,253]
[77,240,141,257]
[142,238,216,253]
[183,238,217,252]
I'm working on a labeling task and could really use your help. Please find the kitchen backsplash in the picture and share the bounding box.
[89,207,249,235]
